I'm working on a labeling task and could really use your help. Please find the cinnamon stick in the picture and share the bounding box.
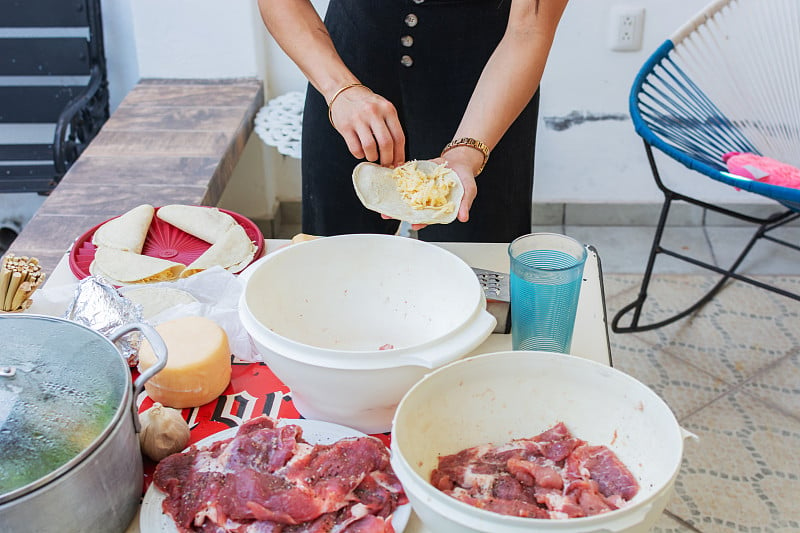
[4,271,22,311]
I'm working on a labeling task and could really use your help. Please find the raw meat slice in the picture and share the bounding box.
[430,422,638,520]
[566,444,640,500]
[153,416,407,532]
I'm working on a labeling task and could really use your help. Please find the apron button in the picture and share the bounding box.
[404,13,418,27]
[401,55,414,67]
[401,35,414,47]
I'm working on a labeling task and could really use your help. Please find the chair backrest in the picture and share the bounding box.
[630,0,800,210]
[0,0,109,193]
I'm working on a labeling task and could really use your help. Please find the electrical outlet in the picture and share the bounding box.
[608,6,644,52]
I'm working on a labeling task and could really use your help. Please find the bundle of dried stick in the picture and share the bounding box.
[0,254,46,312]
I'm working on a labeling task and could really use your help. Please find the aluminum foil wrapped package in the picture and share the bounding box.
[63,276,144,366]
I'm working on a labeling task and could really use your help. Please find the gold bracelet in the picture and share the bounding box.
[327,83,369,128]
[440,137,491,175]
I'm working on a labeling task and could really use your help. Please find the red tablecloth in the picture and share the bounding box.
[135,356,391,491]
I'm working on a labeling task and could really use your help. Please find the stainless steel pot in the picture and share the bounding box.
[0,315,167,533]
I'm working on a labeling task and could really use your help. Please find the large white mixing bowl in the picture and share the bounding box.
[238,234,496,434]
[391,351,695,533]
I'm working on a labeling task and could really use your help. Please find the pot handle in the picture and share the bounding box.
[108,322,168,433]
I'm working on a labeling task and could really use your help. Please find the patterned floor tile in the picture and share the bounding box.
[609,334,730,420]
[607,275,800,386]
[665,391,800,532]
[605,274,722,335]
[604,273,800,531]
[652,511,702,532]
[742,349,800,422]
[601,272,642,301]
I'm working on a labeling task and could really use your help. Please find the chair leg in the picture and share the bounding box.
[611,193,673,333]
[613,208,800,334]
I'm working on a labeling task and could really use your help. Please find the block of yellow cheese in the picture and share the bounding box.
[138,316,232,409]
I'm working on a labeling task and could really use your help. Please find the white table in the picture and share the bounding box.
[39,239,611,533]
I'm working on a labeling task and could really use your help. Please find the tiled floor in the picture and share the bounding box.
[570,223,800,532]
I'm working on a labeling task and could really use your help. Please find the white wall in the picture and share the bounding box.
[103,0,277,222]
[98,0,771,219]
[100,0,139,112]
[537,0,754,206]
[129,0,266,81]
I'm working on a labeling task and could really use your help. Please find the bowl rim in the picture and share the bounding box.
[389,350,688,526]
[239,234,488,363]
[240,291,496,370]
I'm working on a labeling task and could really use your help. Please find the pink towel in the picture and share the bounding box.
[723,152,800,189]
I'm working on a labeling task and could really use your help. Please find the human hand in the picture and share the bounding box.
[434,152,479,224]
[328,85,405,167]
[381,155,478,231]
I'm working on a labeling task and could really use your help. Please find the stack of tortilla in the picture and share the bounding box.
[89,204,257,285]
[156,205,256,277]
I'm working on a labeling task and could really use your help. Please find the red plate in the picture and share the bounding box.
[69,206,265,281]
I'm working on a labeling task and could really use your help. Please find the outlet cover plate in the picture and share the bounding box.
[609,5,645,52]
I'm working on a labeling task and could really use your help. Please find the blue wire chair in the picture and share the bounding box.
[612,0,800,333]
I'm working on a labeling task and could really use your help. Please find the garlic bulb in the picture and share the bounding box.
[138,402,191,461]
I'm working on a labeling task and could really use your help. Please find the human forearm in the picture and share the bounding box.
[257,0,358,100]
[452,0,569,158]
[257,0,405,165]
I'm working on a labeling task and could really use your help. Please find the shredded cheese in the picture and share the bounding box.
[392,160,456,212]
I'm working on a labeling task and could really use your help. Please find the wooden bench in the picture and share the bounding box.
[4,78,264,275]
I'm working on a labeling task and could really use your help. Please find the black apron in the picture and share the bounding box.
[301,0,539,242]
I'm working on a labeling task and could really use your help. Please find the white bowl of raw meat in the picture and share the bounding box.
[390,351,694,533]
[238,234,496,434]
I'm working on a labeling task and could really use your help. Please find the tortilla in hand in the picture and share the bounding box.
[353,160,463,224]
[91,204,154,254]
[181,224,256,277]
[90,247,186,284]
[156,205,236,244]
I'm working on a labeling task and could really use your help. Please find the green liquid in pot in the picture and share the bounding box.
[0,316,128,499]
[0,399,118,495]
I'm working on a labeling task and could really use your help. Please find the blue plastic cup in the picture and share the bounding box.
[508,233,587,353]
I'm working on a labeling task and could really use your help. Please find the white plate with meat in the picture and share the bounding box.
[141,417,411,532]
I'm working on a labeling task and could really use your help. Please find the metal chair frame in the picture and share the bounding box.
[612,0,800,334]
[0,0,110,194]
